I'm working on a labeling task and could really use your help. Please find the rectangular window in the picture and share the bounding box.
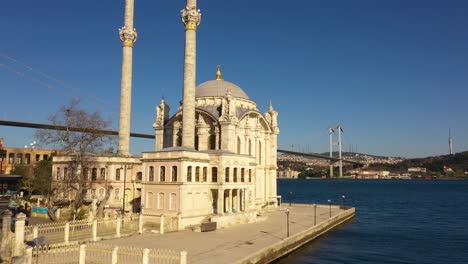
[25,154,31,164]
[116,168,121,181]
[35,154,40,162]
[100,168,106,180]
[234,168,238,182]
[56,168,61,180]
[241,168,245,182]
[8,153,14,164]
[16,153,23,164]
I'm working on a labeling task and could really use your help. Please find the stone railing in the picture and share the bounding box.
[25,243,187,264]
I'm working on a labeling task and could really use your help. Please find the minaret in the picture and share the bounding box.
[181,0,201,149]
[449,128,453,155]
[117,0,137,156]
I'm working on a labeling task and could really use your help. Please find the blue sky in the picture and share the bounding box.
[1,0,467,158]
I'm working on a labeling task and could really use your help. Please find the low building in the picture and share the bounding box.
[0,138,59,174]
[277,168,300,179]
[408,167,427,173]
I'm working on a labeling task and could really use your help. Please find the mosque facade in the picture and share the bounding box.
[52,0,279,229]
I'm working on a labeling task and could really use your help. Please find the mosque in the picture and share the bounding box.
[52,0,279,229]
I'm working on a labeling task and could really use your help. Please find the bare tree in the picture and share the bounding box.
[35,99,116,220]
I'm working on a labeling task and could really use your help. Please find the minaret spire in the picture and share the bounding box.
[181,0,201,149]
[117,0,138,156]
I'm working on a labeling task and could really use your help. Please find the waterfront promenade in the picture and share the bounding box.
[99,204,354,264]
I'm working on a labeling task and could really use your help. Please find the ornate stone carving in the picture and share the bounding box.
[153,98,169,129]
[119,26,137,47]
[181,6,202,31]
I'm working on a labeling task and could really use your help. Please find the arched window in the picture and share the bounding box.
[136,172,142,181]
[209,134,216,150]
[114,188,120,201]
[195,167,200,182]
[158,192,165,209]
[187,166,192,182]
[237,137,241,154]
[149,166,154,181]
[100,168,106,180]
[203,167,207,182]
[160,166,166,182]
[172,166,178,182]
[241,168,245,182]
[91,168,97,181]
[146,192,154,208]
[116,168,121,181]
[99,188,105,199]
[234,168,238,182]
[212,167,218,183]
[225,167,230,182]
[170,193,177,211]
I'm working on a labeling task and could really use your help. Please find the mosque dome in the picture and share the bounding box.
[195,66,250,100]
[196,80,250,100]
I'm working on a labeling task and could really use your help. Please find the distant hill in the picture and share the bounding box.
[368,151,468,176]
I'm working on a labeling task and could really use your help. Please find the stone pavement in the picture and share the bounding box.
[99,205,346,264]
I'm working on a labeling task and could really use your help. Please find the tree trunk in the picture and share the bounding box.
[46,197,57,222]
[96,185,113,219]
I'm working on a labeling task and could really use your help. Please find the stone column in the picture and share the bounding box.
[228,189,233,214]
[236,189,241,213]
[181,0,201,149]
[217,188,224,215]
[1,210,12,259]
[13,213,26,256]
[117,0,138,156]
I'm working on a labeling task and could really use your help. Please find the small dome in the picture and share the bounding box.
[196,80,250,99]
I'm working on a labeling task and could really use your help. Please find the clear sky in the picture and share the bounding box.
[1,0,467,158]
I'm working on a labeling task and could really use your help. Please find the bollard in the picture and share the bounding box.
[116,217,122,238]
[159,215,165,235]
[92,219,98,242]
[25,246,33,264]
[313,204,317,225]
[13,213,26,256]
[177,213,182,232]
[138,214,143,234]
[142,248,150,264]
[180,251,187,264]
[111,246,119,264]
[33,226,38,240]
[79,245,86,264]
[64,222,70,244]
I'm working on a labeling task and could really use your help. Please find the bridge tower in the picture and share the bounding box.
[328,125,343,178]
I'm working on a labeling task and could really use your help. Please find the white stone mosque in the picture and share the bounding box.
[52,0,279,229]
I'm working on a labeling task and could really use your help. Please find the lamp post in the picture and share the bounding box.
[313,204,317,225]
[341,195,346,210]
[328,199,332,218]
[285,208,290,237]
[120,164,132,215]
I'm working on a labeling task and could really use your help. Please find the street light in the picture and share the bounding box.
[120,164,132,215]
[313,204,317,225]
[341,195,346,210]
[285,208,290,237]
[328,199,332,218]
